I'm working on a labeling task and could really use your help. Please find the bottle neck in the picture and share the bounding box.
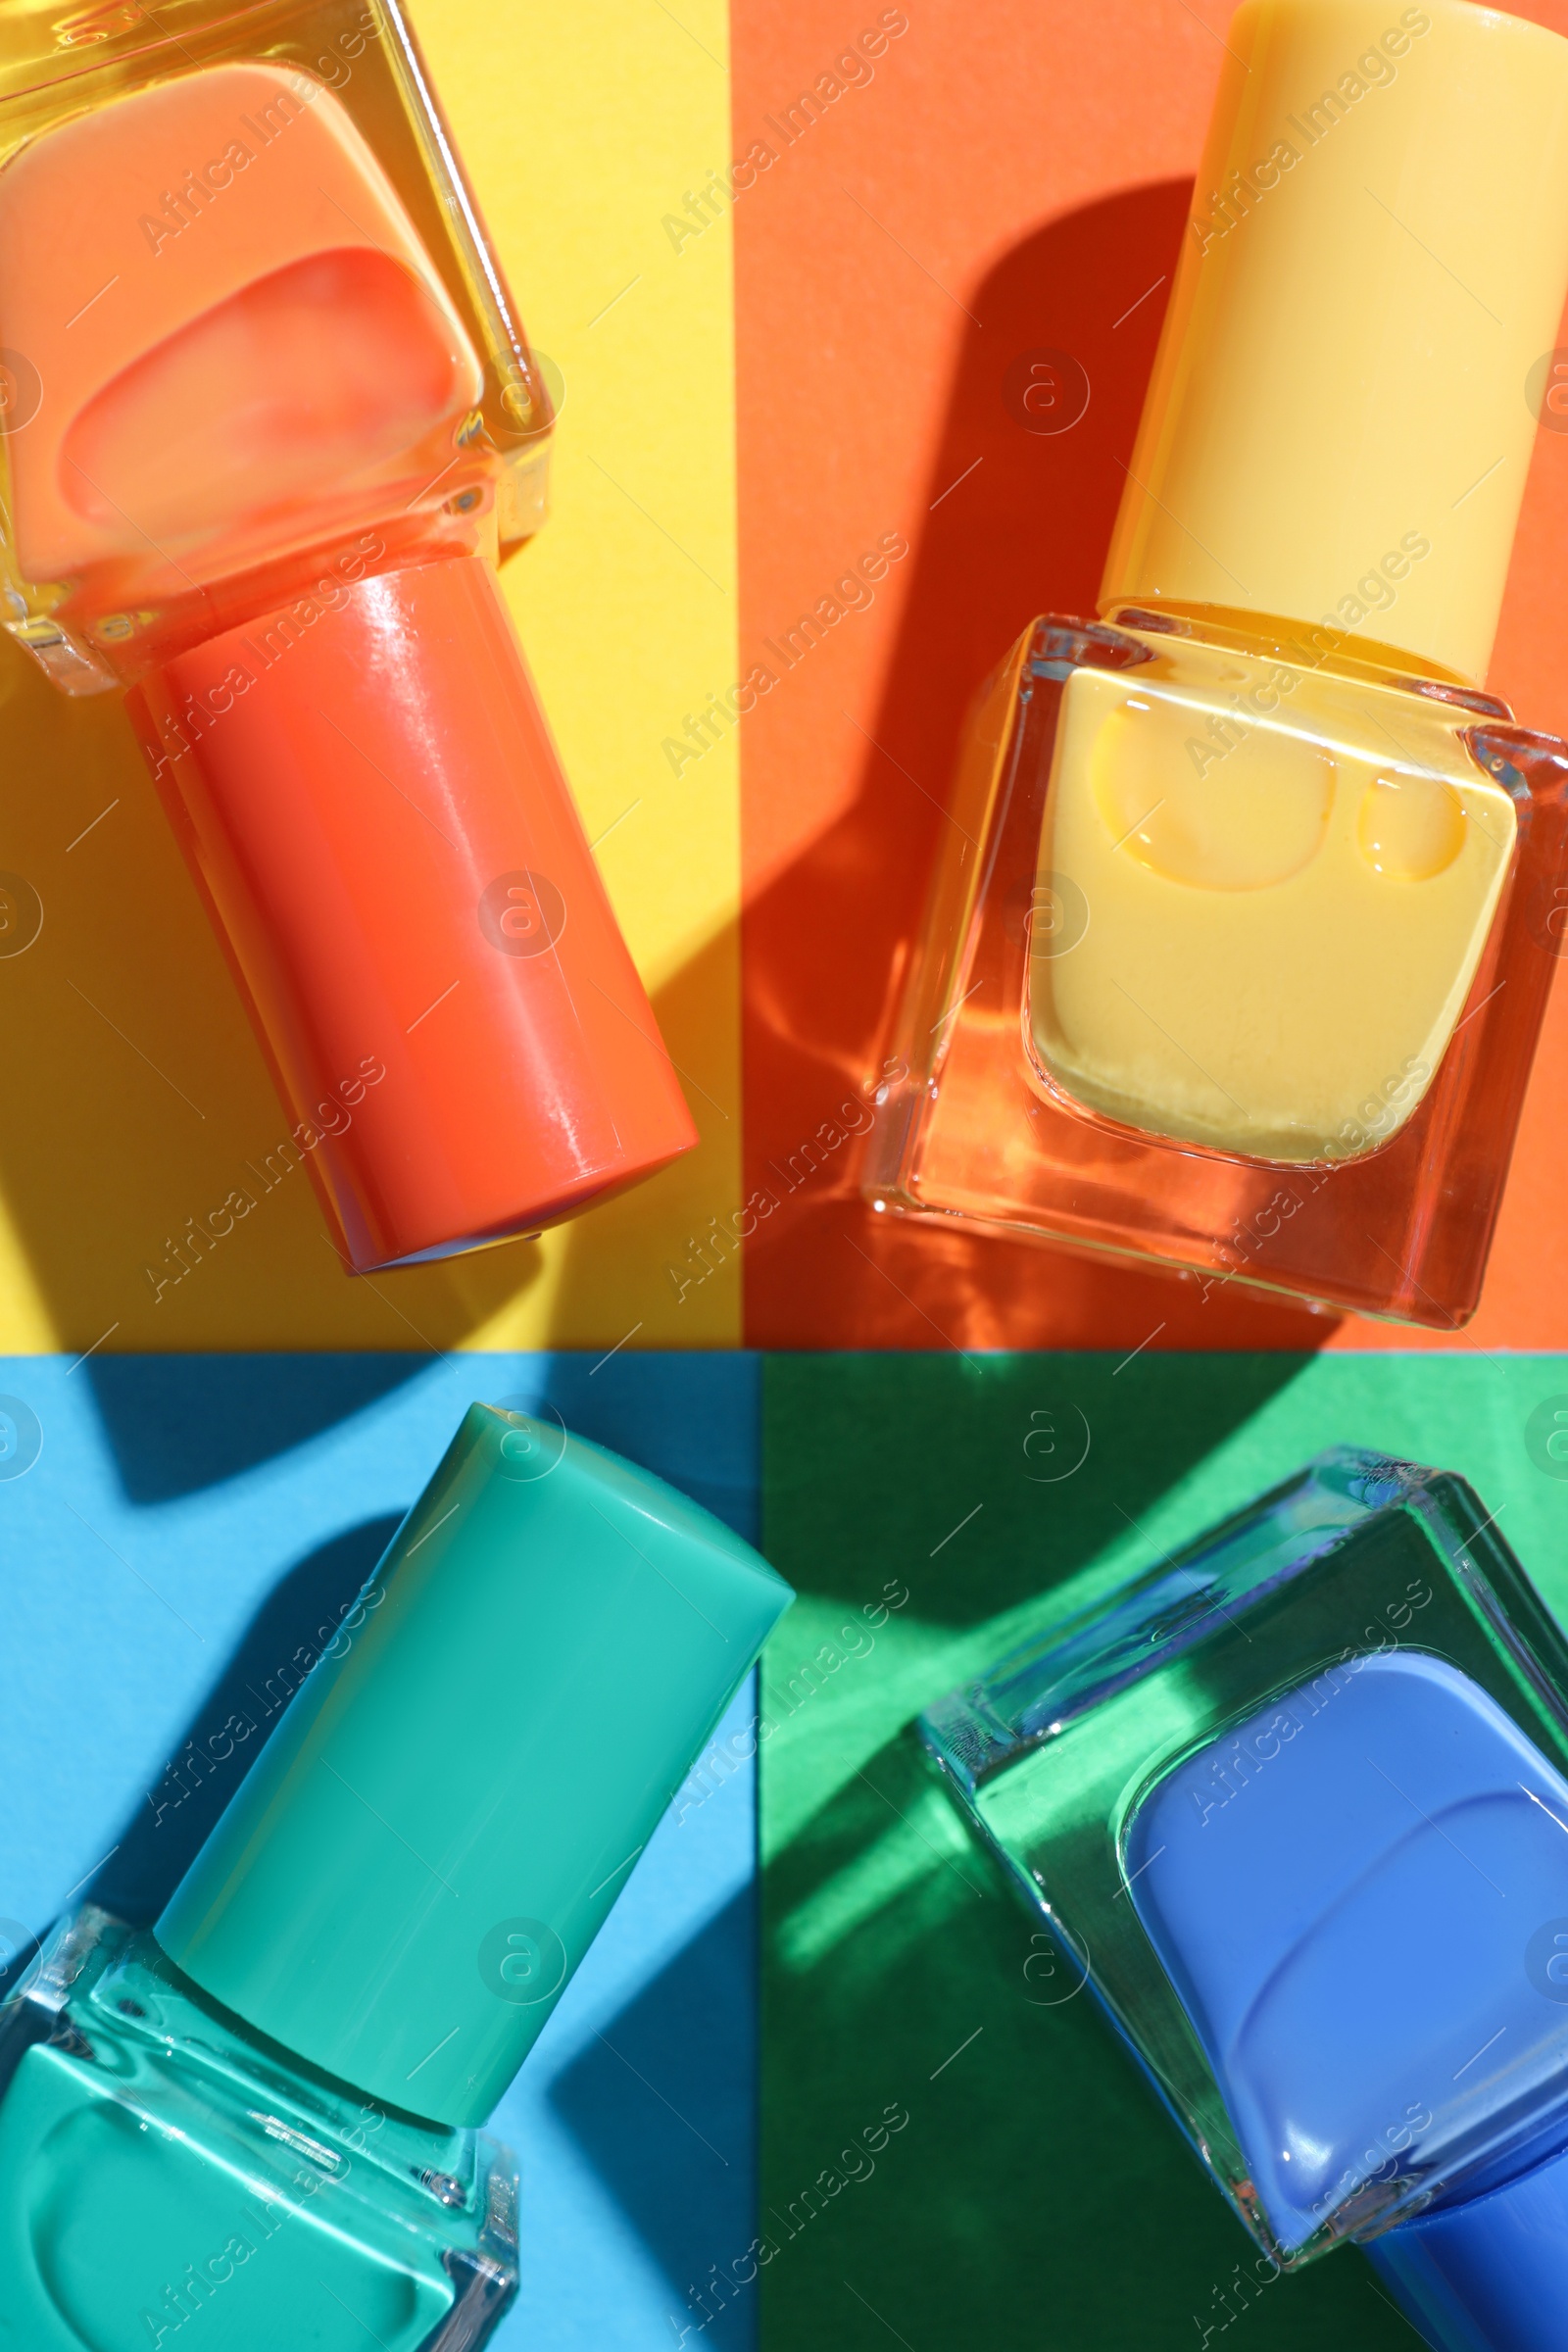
[1102,600,1511,718]
[1365,2131,1568,2352]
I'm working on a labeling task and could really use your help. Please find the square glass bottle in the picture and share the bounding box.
[865,0,1568,1327]
[866,611,1568,1326]
[0,0,552,692]
[920,1446,1568,2352]
[0,1904,518,2352]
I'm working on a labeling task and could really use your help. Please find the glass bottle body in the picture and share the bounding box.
[866,611,1568,1327]
[0,1904,519,2350]
[919,1448,1568,2267]
[0,0,553,694]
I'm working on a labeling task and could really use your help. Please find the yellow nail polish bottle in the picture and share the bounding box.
[867,0,1568,1328]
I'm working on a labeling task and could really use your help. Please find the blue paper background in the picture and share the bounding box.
[0,1350,762,2350]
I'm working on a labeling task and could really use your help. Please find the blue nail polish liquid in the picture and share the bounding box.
[921,1448,1568,2351]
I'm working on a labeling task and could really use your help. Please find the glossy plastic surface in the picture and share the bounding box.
[1369,2143,1568,2352]
[0,0,551,692]
[128,559,699,1270]
[919,1447,1568,2263]
[158,1402,794,2127]
[1101,0,1568,685]
[866,613,1568,1326]
[0,1904,518,2351]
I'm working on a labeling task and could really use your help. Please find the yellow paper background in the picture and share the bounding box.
[0,0,741,1352]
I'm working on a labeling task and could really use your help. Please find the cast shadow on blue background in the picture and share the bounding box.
[83,1349,761,1530]
[548,1889,760,2349]
[84,1354,418,1504]
[89,1510,408,1926]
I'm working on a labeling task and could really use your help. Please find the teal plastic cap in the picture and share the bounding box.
[155,1404,793,2126]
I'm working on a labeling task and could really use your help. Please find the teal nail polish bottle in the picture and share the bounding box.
[0,1404,793,2349]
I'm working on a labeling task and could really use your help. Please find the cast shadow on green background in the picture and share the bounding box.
[757,1352,1568,2351]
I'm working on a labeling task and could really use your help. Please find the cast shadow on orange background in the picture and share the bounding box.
[739,178,1568,1354]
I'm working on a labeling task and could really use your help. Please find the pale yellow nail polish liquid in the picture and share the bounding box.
[1030,637,1516,1159]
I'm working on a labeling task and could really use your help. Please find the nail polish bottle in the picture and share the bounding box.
[0,4,698,1271]
[0,1404,793,2348]
[921,1446,1568,2352]
[867,0,1568,1328]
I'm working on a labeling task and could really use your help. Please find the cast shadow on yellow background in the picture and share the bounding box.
[0,632,739,1353]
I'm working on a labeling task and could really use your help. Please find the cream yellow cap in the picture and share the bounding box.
[1100,0,1568,684]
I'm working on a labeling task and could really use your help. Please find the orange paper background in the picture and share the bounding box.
[734,0,1568,1355]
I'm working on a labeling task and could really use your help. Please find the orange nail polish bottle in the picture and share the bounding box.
[0,4,696,1270]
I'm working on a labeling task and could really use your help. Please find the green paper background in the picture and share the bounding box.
[759,1352,1568,2350]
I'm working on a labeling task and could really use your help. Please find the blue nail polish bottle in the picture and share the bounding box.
[921,1447,1568,2351]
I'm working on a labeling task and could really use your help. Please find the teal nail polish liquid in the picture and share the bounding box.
[0,1908,507,2350]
